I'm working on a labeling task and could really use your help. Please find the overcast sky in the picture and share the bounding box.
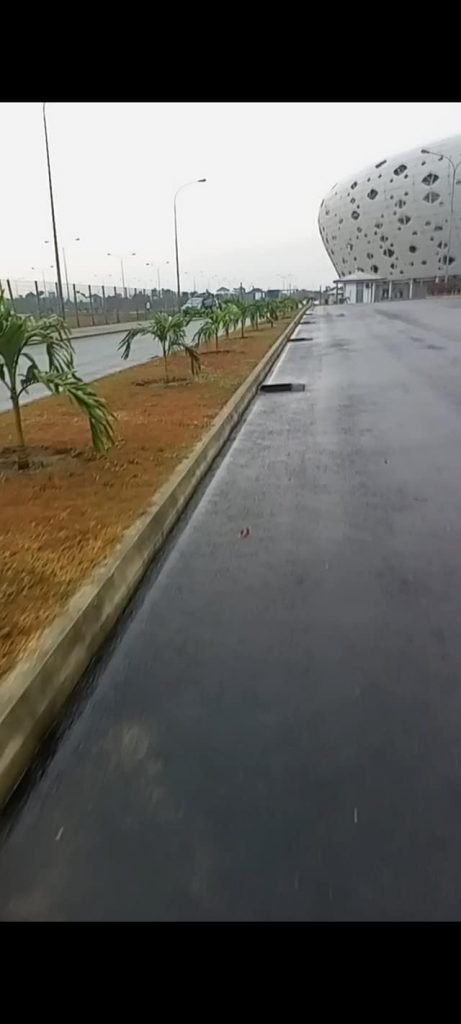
[2,102,461,293]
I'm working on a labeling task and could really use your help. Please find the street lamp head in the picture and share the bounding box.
[421,149,430,155]
[198,178,206,183]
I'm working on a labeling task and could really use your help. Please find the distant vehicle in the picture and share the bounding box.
[181,296,202,312]
[181,292,217,313]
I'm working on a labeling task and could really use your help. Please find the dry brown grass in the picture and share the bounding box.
[0,319,289,680]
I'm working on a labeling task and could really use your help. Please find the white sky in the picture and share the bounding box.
[2,102,461,293]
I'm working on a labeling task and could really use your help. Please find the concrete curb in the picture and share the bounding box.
[0,306,306,808]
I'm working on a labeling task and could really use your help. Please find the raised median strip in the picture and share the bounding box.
[0,305,306,807]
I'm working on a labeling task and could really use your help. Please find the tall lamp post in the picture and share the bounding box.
[421,147,461,286]
[174,178,206,311]
[106,252,136,293]
[42,103,65,319]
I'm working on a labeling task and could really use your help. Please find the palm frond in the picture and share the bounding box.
[119,313,187,362]
[193,320,215,346]
[33,368,115,452]
[118,324,152,360]
[0,308,31,381]
[18,355,42,396]
[24,314,74,372]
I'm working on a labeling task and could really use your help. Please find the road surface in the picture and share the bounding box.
[0,322,201,414]
[2,297,461,920]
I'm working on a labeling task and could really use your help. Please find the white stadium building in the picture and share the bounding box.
[318,135,461,303]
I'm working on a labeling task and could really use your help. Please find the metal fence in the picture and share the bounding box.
[0,277,179,328]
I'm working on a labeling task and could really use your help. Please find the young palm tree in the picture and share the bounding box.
[232,299,248,339]
[119,310,200,382]
[263,299,281,328]
[193,307,223,352]
[0,289,114,471]
[219,303,235,340]
[248,301,265,331]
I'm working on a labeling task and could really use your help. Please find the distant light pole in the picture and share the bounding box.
[145,259,170,305]
[421,148,461,286]
[32,265,54,297]
[174,178,207,311]
[45,236,80,303]
[42,103,65,319]
[106,252,136,293]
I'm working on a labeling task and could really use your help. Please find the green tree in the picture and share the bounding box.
[248,300,265,331]
[193,307,223,352]
[119,310,200,382]
[219,302,236,339]
[232,299,248,339]
[0,288,114,471]
[262,299,281,327]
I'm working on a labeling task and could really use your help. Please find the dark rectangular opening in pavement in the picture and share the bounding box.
[259,382,306,393]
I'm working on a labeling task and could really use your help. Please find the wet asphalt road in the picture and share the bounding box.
[2,297,461,920]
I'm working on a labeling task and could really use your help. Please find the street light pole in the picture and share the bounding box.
[106,252,136,294]
[42,103,65,319]
[421,148,461,286]
[173,178,206,311]
[47,236,80,303]
[62,248,70,302]
[145,259,170,308]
